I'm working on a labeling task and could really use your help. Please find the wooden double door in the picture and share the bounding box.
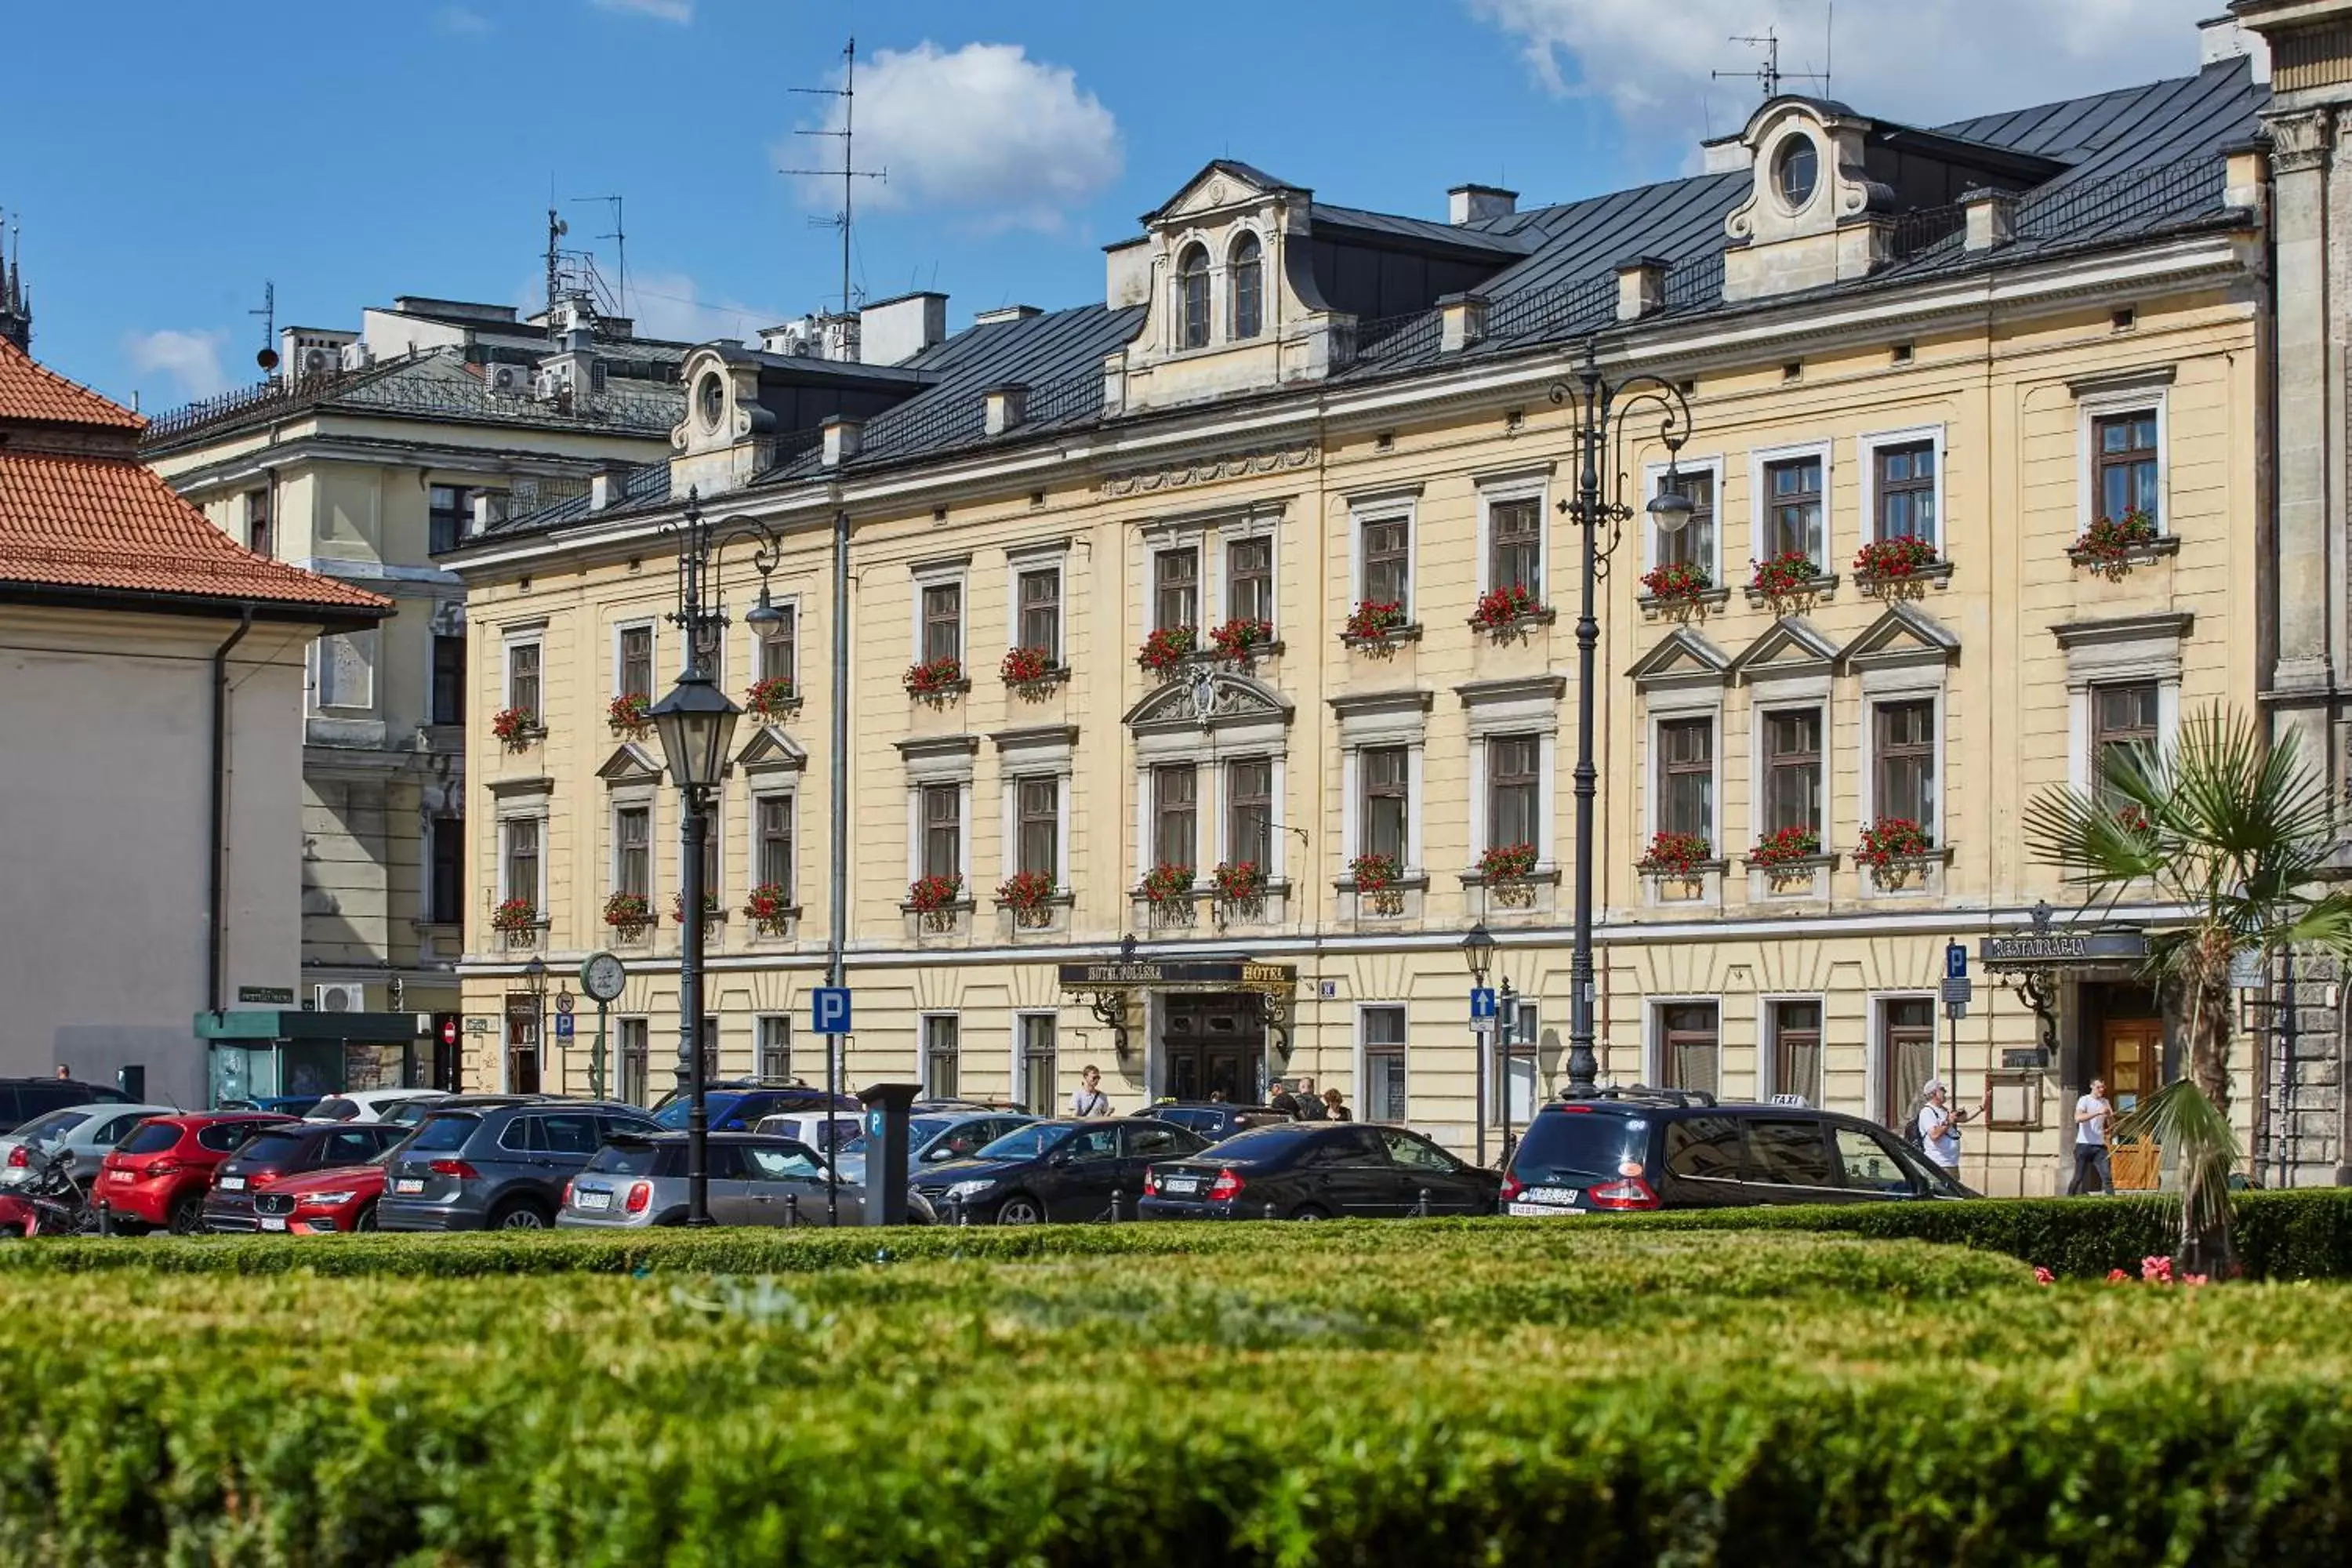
[1162,993,1265,1104]
[2101,1018,2164,1190]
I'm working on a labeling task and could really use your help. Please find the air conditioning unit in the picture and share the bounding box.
[299,345,336,379]
[315,982,366,1014]
[485,362,530,395]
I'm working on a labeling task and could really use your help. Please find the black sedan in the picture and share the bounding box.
[1138,1123,1501,1221]
[909,1117,1208,1224]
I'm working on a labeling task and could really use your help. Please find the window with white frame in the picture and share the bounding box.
[1151,764,1198,874]
[1360,746,1409,868]
[504,638,541,724]
[1486,735,1541,855]
[1015,775,1059,882]
[1178,243,1212,350]
[756,603,797,690]
[1359,510,1411,612]
[616,623,654,701]
[1018,1014,1058,1117]
[1878,997,1936,1127]
[1651,463,1719,575]
[1655,716,1715,841]
[1761,452,1826,568]
[923,1014,960,1098]
[1759,708,1823,837]
[1224,758,1273,872]
[919,782,962,883]
[1153,545,1200,633]
[1867,437,1938,545]
[1225,534,1274,629]
[754,793,793,901]
[1657,1001,1720,1097]
[918,579,964,666]
[2091,681,2159,808]
[1229,233,1264,340]
[1770,999,1823,1105]
[1483,490,1544,597]
[1361,1005,1408,1123]
[1015,565,1062,662]
[614,804,651,898]
[619,1018,650,1105]
[501,817,542,910]
[2093,409,2161,526]
[1871,699,1936,832]
[757,1015,791,1083]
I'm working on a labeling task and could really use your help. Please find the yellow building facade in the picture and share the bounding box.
[450,63,2276,1191]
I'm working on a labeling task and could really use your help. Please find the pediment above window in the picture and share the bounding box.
[1727,616,1839,686]
[1840,602,1960,673]
[1126,669,1294,736]
[734,724,808,777]
[597,742,664,788]
[1628,627,1731,691]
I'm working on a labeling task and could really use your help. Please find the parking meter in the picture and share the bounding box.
[857,1081,920,1226]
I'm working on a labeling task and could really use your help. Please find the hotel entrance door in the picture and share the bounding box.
[1162,993,1265,1103]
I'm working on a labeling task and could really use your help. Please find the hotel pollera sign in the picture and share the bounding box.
[1058,960,1298,991]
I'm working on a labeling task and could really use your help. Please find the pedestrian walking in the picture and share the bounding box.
[1915,1078,1985,1175]
[1295,1076,1326,1120]
[1070,1064,1111,1118]
[1269,1081,1302,1118]
[2069,1076,2116,1196]
[1321,1087,1351,1121]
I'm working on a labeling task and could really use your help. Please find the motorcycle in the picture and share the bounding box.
[0,1142,95,1237]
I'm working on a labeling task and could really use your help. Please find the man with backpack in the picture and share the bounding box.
[1910,1078,1985,1177]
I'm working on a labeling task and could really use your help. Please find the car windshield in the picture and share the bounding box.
[233,1133,310,1166]
[583,1142,662,1177]
[1511,1111,1650,1181]
[406,1114,480,1153]
[10,1109,87,1144]
[973,1123,1072,1161]
[118,1122,180,1156]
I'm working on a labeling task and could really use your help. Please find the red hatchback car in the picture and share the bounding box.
[98,1112,293,1234]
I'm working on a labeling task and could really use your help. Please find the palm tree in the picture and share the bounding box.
[2022,706,2352,1115]
[2113,1079,2242,1276]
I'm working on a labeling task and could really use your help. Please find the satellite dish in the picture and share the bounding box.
[256,347,280,372]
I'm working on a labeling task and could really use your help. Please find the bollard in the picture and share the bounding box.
[786,1192,800,1229]
[1108,1187,1122,1224]
[953,1193,968,1227]
[1265,1200,1277,1221]
[1416,1189,1431,1218]
[96,1201,111,1238]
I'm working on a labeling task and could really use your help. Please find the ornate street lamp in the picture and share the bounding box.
[1461,922,1495,1163]
[1550,341,1697,1098]
[1461,922,1495,987]
[654,489,780,1226]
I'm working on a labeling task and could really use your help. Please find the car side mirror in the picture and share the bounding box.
[1047,1149,1073,1167]
[922,1145,952,1163]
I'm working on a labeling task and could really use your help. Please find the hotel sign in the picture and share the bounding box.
[1980,931,2148,966]
[1059,960,1298,990]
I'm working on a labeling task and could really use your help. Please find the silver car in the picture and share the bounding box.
[829,1109,1037,1186]
[557,1131,935,1228]
[0,1102,178,1188]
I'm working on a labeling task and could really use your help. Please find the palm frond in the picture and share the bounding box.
[2114,1080,2240,1263]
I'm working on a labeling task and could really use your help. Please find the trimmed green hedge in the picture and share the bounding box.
[7,1187,2351,1280]
[2,1228,2351,1564]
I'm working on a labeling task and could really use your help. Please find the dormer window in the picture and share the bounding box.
[1229,234,1263,340]
[1773,136,1818,209]
[1178,244,1212,350]
[696,372,724,433]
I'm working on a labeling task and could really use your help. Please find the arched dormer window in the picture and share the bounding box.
[1229,233,1263,340]
[1178,244,1212,350]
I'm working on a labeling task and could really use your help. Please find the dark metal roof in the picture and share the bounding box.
[477,456,674,539]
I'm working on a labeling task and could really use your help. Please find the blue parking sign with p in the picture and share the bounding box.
[554,1011,575,1041]
[1944,942,1968,981]
[813,986,852,1035]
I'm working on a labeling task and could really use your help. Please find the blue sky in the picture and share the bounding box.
[5,0,2217,409]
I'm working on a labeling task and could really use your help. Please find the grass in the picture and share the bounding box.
[2,1221,2351,1563]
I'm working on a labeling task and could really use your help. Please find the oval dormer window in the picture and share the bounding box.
[1775,136,1819,209]
[697,372,725,433]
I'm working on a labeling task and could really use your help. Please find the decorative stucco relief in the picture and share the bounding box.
[1099,443,1318,498]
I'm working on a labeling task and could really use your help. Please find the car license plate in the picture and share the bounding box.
[392,1178,423,1195]
[577,1190,612,1210]
[259,1216,287,1232]
[109,1170,132,1184]
[1508,1200,1587,1215]
[220,1176,246,1192]
[1163,1177,1200,1195]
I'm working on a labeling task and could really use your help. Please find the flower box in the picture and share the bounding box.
[995,869,1058,913]
[670,891,721,925]
[745,882,793,933]
[906,873,964,914]
[1852,536,1940,580]
[1137,625,1196,677]
[2070,508,2161,579]
[608,693,652,736]
[1211,861,1267,902]
[1207,618,1275,662]
[1855,817,1933,871]
[1639,562,1714,605]
[1349,851,1402,891]
[1139,862,1195,908]
[491,707,538,750]
[1639,831,1713,877]
[903,656,965,699]
[1342,601,1410,642]
[746,677,797,720]
[1749,551,1824,601]
[1478,842,1537,882]
[1744,826,1821,870]
[489,896,538,934]
[1000,646,1063,690]
[602,891,654,934]
[1470,584,1550,633]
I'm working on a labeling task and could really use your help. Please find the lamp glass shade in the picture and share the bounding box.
[1647,478,1695,534]
[744,584,786,632]
[1461,922,1495,982]
[648,674,742,791]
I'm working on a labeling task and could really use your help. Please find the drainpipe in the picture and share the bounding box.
[208,605,255,1012]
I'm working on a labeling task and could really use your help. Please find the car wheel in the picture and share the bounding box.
[167,1197,205,1236]
[351,1202,379,1232]
[994,1194,1044,1225]
[489,1200,550,1231]
[1289,1203,1330,1221]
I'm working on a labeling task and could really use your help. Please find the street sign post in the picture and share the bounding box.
[1469,986,1497,1022]
[813,986,853,1035]
[554,1011,575,1043]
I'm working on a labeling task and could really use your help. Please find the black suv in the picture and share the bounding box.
[1501,1088,1972,1214]
[0,1079,128,1131]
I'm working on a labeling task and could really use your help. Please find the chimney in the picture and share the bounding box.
[975,304,1043,326]
[983,383,1030,436]
[857,291,949,365]
[1438,292,1490,353]
[1614,256,1673,321]
[1700,134,1752,175]
[590,465,633,511]
[2199,13,2270,81]
[2223,136,2269,212]
[1962,188,2020,252]
[1448,183,1517,225]
[821,415,864,466]
[469,492,496,538]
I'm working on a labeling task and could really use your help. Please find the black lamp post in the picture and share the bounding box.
[1462,922,1495,1165]
[1550,342,1697,1098]
[649,489,782,1227]
[520,956,546,1095]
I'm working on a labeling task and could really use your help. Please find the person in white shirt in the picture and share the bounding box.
[2069,1076,2115,1196]
[1916,1079,1968,1171]
[1069,1064,1111,1118]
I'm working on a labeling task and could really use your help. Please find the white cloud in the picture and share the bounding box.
[125,328,230,401]
[617,270,779,346]
[789,41,1122,234]
[1469,0,2216,150]
[435,5,493,34]
[591,0,691,22]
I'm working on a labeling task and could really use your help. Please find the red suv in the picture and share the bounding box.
[98,1112,292,1234]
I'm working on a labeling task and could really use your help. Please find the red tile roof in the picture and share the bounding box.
[0,336,146,430]
[0,340,389,616]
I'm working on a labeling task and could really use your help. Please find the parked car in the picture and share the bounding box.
[829,1109,1036,1185]
[1131,1101,1297,1144]
[250,1150,398,1234]
[378,1101,664,1232]
[96,1112,295,1233]
[652,1083,858,1133]
[305,1090,453,1123]
[1497,1088,1974,1215]
[909,1117,1209,1225]
[379,1093,535,1130]
[749,1111,862,1156]
[1139,1123,1500,1220]
[0,1102,177,1187]
[0,1078,130,1131]
[558,1131,938,1228]
[202,1122,411,1232]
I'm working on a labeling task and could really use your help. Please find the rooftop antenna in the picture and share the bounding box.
[251,281,279,374]
[545,190,569,347]
[575,194,627,318]
[782,36,888,320]
[1713,24,1828,103]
